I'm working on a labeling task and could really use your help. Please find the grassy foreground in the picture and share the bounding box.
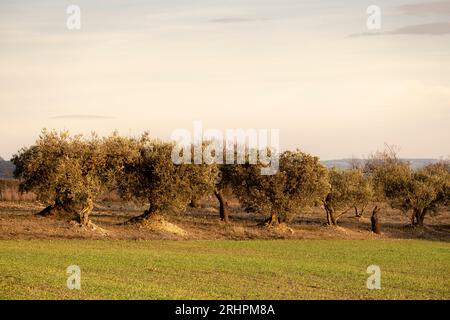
[0,240,449,300]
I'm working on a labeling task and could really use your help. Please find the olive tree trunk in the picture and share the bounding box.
[326,209,337,226]
[77,197,94,226]
[37,199,77,219]
[324,193,337,226]
[214,190,229,223]
[371,206,381,234]
[126,204,161,225]
[412,208,427,227]
[260,212,281,227]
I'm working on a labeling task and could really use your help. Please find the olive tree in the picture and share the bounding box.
[323,168,373,226]
[365,148,413,226]
[407,162,450,226]
[120,140,218,224]
[12,130,75,217]
[67,132,108,225]
[232,149,329,226]
[11,130,109,226]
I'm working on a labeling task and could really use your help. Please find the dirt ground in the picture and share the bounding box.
[0,196,449,241]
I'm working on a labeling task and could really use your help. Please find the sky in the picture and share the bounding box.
[0,0,449,160]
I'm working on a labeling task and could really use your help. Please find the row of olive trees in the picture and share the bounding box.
[11,130,217,228]
[366,149,450,227]
[11,130,450,229]
[321,149,450,228]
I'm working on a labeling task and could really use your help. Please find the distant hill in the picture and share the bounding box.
[0,157,15,179]
[321,158,441,170]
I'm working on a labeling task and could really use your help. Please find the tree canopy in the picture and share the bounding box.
[232,149,329,225]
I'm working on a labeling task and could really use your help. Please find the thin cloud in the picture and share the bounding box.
[208,17,271,24]
[348,32,383,38]
[350,22,450,37]
[51,114,115,120]
[396,1,450,16]
[390,22,450,35]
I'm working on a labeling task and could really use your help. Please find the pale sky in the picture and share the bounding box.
[1,0,449,160]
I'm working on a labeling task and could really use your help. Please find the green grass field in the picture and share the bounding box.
[0,240,449,300]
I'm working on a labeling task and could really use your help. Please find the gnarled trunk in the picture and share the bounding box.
[326,209,337,226]
[126,204,161,225]
[37,199,77,219]
[412,208,427,227]
[371,206,381,234]
[260,212,281,227]
[77,197,94,226]
[214,190,229,223]
[418,208,427,226]
[324,193,337,226]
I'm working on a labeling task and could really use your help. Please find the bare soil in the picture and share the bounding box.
[0,196,449,241]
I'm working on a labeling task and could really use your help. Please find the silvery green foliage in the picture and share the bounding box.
[366,148,450,226]
[326,168,373,223]
[119,140,218,215]
[11,130,143,223]
[232,149,329,220]
[12,130,105,210]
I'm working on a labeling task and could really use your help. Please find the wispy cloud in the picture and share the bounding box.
[390,22,450,35]
[208,17,271,24]
[396,1,450,16]
[50,114,115,120]
[348,32,382,38]
[350,22,450,37]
